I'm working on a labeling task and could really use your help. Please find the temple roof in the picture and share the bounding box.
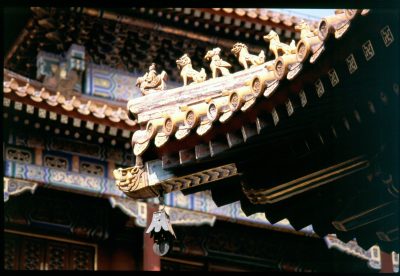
[3,69,137,130]
[207,8,319,27]
[127,9,366,159]
[113,9,399,252]
[3,7,399,255]
[5,7,316,84]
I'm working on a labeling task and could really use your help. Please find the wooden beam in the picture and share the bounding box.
[332,201,397,232]
[285,99,294,117]
[195,143,211,160]
[380,251,394,273]
[243,156,370,204]
[271,108,280,126]
[162,154,179,169]
[209,140,229,157]
[179,149,196,165]
[255,116,270,134]
[241,123,257,142]
[226,132,243,148]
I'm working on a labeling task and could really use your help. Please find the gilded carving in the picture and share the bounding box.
[362,40,374,61]
[134,140,150,156]
[136,63,168,95]
[231,43,265,69]
[196,123,213,136]
[204,47,231,78]
[324,235,382,270]
[176,54,207,85]
[346,54,358,74]
[295,20,318,39]
[14,101,23,110]
[380,25,394,47]
[44,155,69,170]
[78,100,92,115]
[163,206,216,226]
[113,165,148,193]
[175,128,191,140]
[160,163,237,195]
[73,118,81,127]
[3,97,11,107]
[315,79,325,98]
[61,96,78,111]
[26,104,35,114]
[38,108,47,118]
[113,163,237,199]
[80,162,105,177]
[46,91,62,106]
[264,30,296,60]
[4,177,38,202]
[154,133,169,148]
[327,69,339,87]
[60,115,69,124]
[104,10,368,194]
[6,148,33,164]
[30,88,47,102]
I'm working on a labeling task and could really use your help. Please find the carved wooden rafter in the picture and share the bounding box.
[113,163,238,199]
[332,201,397,232]
[242,156,370,204]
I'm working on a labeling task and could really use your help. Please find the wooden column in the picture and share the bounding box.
[143,203,160,271]
[380,251,394,273]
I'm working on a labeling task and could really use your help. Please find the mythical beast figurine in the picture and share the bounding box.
[176,54,207,86]
[231,42,265,69]
[264,30,297,60]
[136,63,168,95]
[204,47,232,78]
[295,20,319,39]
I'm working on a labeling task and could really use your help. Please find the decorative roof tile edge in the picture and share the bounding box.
[3,69,138,129]
[126,9,365,158]
[205,8,319,29]
[112,10,371,201]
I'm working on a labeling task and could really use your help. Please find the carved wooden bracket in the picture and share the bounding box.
[3,177,38,202]
[113,165,148,194]
[113,162,238,199]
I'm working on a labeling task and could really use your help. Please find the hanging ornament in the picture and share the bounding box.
[145,195,176,256]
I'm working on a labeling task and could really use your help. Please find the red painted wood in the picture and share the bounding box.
[380,251,394,273]
[143,204,161,271]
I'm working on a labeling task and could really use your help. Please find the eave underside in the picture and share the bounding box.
[117,10,399,252]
